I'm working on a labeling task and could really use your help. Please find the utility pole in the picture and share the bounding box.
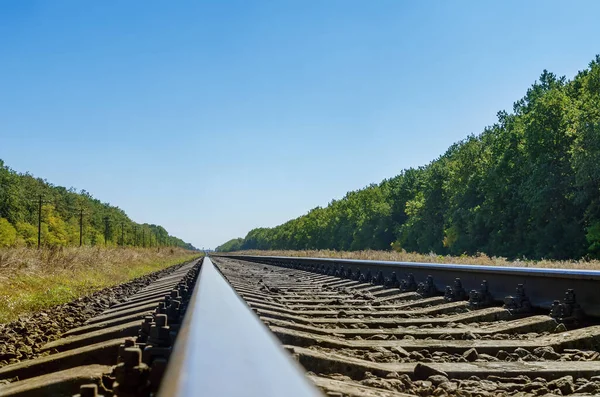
[121,223,125,247]
[142,229,145,248]
[103,217,110,246]
[37,195,42,249]
[30,195,51,249]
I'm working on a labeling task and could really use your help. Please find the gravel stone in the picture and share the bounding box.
[409,351,425,360]
[574,382,600,394]
[439,381,458,393]
[427,375,450,386]
[533,346,562,360]
[413,363,448,380]
[514,347,531,358]
[462,348,479,362]
[548,375,575,395]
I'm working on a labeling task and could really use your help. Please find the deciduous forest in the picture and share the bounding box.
[0,162,195,250]
[217,56,600,260]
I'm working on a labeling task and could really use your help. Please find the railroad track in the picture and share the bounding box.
[0,255,599,396]
[213,255,600,397]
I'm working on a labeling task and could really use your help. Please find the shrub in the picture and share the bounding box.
[0,218,17,247]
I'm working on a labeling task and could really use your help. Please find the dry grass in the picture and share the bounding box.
[219,249,600,270]
[0,246,201,323]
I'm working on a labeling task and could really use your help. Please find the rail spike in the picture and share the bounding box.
[550,289,584,323]
[359,269,373,283]
[384,271,400,288]
[113,347,151,396]
[342,266,349,278]
[468,280,494,309]
[417,275,438,297]
[400,273,418,292]
[503,284,532,313]
[365,269,373,283]
[344,267,352,280]
[444,278,467,302]
[373,270,385,285]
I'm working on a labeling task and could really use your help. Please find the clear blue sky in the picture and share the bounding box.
[1,1,599,249]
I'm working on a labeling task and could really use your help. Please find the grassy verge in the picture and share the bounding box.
[217,249,600,270]
[0,247,202,323]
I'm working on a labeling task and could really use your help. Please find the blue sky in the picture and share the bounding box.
[1,1,599,249]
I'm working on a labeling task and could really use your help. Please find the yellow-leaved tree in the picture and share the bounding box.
[41,204,68,247]
[16,222,37,247]
[0,218,17,247]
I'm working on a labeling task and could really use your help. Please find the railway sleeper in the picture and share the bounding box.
[290,345,600,383]
[248,299,469,317]
[263,315,558,338]
[253,302,471,324]
[101,297,166,315]
[309,375,414,397]
[270,325,600,355]
[255,306,513,327]
[245,295,445,311]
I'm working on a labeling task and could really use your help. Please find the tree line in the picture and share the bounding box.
[0,162,196,250]
[217,56,600,260]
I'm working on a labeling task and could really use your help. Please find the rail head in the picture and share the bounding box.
[221,254,600,280]
[158,257,321,397]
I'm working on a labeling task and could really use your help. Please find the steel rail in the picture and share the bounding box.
[221,254,600,317]
[157,257,321,397]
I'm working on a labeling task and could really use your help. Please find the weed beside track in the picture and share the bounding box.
[0,247,201,323]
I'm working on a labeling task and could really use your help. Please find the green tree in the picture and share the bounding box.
[222,55,600,260]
